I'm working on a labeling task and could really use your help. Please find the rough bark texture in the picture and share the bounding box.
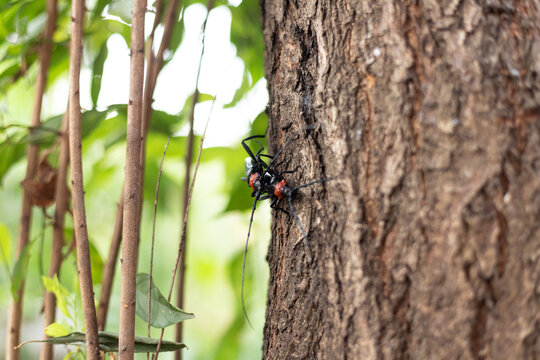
[118,0,146,358]
[261,1,540,359]
[68,0,101,358]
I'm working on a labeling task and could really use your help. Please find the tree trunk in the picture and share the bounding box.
[261,1,540,359]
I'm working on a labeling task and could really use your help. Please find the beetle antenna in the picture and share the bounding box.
[241,191,260,329]
[294,177,333,191]
[267,125,315,170]
[287,196,312,254]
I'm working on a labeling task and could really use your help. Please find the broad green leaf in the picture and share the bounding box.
[136,273,195,328]
[42,275,72,321]
[224,179,253,212]
[14,109,107,147]
[167,12,185,56]
[0,222,13,283]
[47,42,70,86]
[19,115,62,146]
[251,111,268,137]
[18,331,187,353]
[0,222,12,265]
[90,0,109,23]
[108,0,134,24]
[103,19,131,45]
[11,240,33,301]
[229,2,265,83]
[83,105,126,149]
[81,109,109,138]
[88,240,104,284]
[144,133,192,160]
[150,109,181,135]
[201,145,251,212]
[207,111,269,212]
[45,322,70,337]
[224,69,251,109]
[91,43,108,108]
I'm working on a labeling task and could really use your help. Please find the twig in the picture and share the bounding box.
[41,108,70,360]
[61,234,77,263]
[96,194,123,330]
[0,123,62,136]
[138,0,182,223]
[153,98,216,360]
[68,0,100,359]
[118,0,147,358]
[174,4,215,359]
[147,137,170,358]
[97,0,181,333]
[5,0,58,359]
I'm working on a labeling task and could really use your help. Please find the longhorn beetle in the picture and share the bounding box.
[240,126,329,326]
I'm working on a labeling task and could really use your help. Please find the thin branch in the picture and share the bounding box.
[147,138,171,360]
[97,192,123,330]
[68,0,100,359]
[154,98,216,360]
[151,0,181,85]
[40,107,69,360]
[176,3,215,359]
[118,0,147,358]
[138,0,182,222]
[0,123,62,135]
[97,0,181,333]
[5,0,58,358]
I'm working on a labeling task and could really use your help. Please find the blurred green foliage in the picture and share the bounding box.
[0,0,269,359]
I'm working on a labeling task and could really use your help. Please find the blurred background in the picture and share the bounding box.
[0,0,270,358]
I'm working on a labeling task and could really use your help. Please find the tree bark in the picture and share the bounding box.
[118,0,146,358]
[261,1,540,359]
[68,0,100,358]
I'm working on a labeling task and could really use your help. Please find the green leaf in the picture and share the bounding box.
[224,69,251,109]
[88,240,103,284]
[83,105,127,149]
[47,42,70,87]
[91,43,108,108]
[90,0,109,23]
[0,222,13,279]
[0,222,12,265]
[224,179,253,212]
[197,93,215,103]
[205,111,269,213]
[18,331,187,353]
[167,13,185,57]
[17,114,63,146]
[45,322,70,338]
[81,109,108,138]
[11,240,33,301]
[108,0,134,24]
[229,2,265,83]
[251,111,268,137]
[42,275,72,321]
[136,273,195,328]
[149,109,181,135]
